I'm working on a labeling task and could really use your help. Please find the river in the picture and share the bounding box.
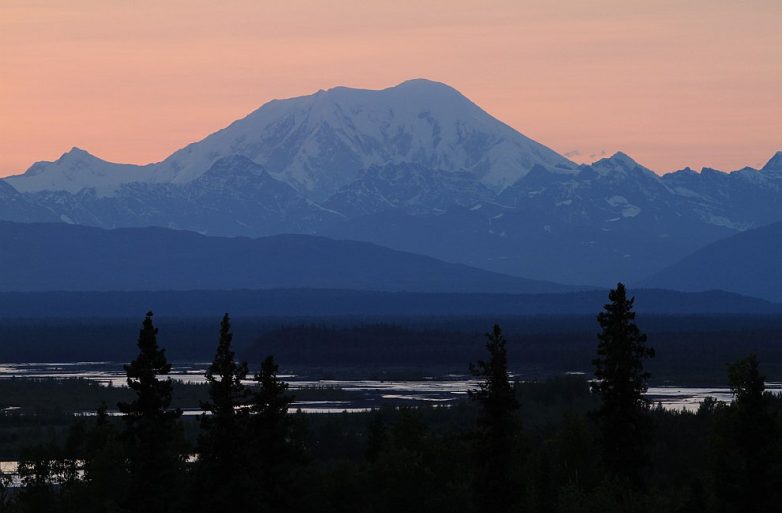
[2,361,778,413]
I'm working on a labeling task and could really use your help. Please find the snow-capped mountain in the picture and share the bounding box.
[6,147,158,196]
[2,79,781,286]
[6,79,574,200]
[661,152,782,231]
[158,79,576,199]
[19,155,341,236]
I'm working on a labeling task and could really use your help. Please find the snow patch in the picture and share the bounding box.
[606,195,628,206]
[622,205,641,217]
[703,214,749,231]
[605,195,640,218]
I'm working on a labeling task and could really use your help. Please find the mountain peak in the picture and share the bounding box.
[591,151,655,177]
[593,151,638,167]
[6,146,153,195]
[158,78,571,197]
[387,78,468,104]
[312,78,468,110]
[393,78,458,92]
[58,147,97,162]
[761,150,782,172]
[309,78,462,103]
[609,151,637,164]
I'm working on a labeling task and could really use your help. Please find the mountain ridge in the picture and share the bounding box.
[0,220,584,294]
[640,221,782,303]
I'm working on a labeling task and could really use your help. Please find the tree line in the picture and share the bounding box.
[1,283,780,512]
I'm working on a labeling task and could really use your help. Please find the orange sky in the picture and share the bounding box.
[1,0,780,177]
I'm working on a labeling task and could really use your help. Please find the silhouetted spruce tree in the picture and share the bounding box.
[117,311,185,513]
[713,354,782,511]
[248,355,305,510]
[591,283,654,486]
[193,314,252,512]
[469,324,520,513]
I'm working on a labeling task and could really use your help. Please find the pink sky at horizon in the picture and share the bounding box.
[1,0,780,178]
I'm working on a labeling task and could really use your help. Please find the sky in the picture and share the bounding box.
[1,0,780,177]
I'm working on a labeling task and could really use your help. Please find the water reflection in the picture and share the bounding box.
[1,362,780,413]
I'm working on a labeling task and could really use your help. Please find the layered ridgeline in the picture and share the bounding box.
[0,221,581,294]
[2,79,781,285]
[0,219,778,317]
[641,221,782,303]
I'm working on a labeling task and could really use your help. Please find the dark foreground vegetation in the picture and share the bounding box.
[0,284,781,512]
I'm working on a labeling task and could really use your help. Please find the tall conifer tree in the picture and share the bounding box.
[714,354,782,511]
[591,283,654,485]
[470,324,520,513]
[118,311,184,513]
[193,314,252,511]
[249,355,304,509]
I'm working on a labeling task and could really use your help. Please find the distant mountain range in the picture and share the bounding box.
[642,221,782,303]
[0,221,580,294]
[2,79,781,287]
